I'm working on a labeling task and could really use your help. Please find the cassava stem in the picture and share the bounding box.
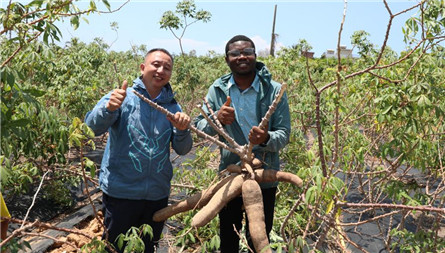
[133,90,239,154]
[246,83,288,161]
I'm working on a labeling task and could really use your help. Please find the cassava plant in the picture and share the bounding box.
[271,0,445,252]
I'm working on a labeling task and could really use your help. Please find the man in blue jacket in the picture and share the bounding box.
[195,35,291,252]
[85,48,192,253]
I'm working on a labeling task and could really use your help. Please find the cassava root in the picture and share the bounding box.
[153,175,237,222]
[191,174,244,228]
[254,169,303,188]
[242,179,271,253]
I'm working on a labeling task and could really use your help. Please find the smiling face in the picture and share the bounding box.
[140,50,173,97]
[225,40,257,77]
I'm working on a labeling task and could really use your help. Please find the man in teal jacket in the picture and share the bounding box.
[195,35,291,252]
[85,48,192,253]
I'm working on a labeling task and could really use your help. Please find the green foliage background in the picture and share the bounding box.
[1,0,444,252]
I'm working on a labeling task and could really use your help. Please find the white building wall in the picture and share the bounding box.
[322,46,353,58]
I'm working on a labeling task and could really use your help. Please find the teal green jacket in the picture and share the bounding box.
[194,62,291,188]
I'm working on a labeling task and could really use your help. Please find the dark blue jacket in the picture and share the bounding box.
[85,77,192,200]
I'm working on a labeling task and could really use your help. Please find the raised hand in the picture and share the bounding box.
[217,96,235,125]
[106,80,128,112]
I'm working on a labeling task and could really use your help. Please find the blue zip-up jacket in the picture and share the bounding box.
[194,62,291,188]
[85,77,192,200]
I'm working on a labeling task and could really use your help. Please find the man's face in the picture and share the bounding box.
[225,40,256,76]
[140,51,173,90]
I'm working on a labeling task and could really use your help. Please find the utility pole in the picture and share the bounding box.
[270,4,277,57]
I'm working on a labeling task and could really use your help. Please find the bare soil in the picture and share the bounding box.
[47,214,104,253]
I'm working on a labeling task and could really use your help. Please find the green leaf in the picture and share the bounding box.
[69,133,82,147]
[89,1,97,10]
[23,88,46,97]
[102,0,111,10]
[84,158,95,169]
[8,118,31,128]
[81,123,95,138]
[70,15,79,30]
[6,71,15,86]
[329,176,345,193]
[381,105,393,114]
[305,186,317,204]
[188,232,196,243]
[141,224,153,239]
[28,0,44,6]
[417,94,431,107]
[326,200,335,214]
[1,162,11,186]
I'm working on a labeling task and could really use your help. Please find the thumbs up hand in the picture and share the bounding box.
[106,80,128,112]
[217,96,235,125]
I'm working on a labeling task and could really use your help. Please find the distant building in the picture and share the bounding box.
[301,50,315,59]
[322,45,353,58]
[322,49,335,58]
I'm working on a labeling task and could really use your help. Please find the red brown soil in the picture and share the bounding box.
[48,213,104,253]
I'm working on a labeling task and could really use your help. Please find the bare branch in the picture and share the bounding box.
[331,0,348,173]
[204,98,223,129]
[2,218,95,248]
[132,90,239,154]
[339,210,401,226]
[246,83,288,161]
[338,202,445,213]
[21,171,50,229]
[196,105,243,154]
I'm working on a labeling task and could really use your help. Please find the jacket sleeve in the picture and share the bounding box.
[84,93,119,136]
[260,91,291,153]
[172,128,193,155]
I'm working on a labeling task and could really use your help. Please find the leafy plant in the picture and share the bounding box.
[159,0,211,55]
[116,224,153,253]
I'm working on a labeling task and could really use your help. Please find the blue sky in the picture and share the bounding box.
[46,1,422,57]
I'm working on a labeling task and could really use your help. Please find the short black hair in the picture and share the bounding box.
[225,35,256,56]
[145,48,174,64]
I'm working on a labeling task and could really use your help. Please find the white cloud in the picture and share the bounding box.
[251,35,285,55]
[147,38,182,55]
[182,38,223,55]
[251,35,269,51]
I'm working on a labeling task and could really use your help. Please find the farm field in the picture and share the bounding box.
[1,1,444,252]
